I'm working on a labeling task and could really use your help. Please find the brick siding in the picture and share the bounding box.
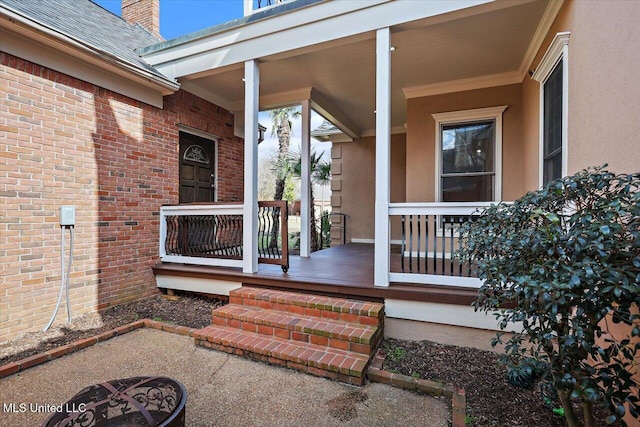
[0,52,244,342]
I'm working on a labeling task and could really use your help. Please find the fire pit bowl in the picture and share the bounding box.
[42,376,186,427]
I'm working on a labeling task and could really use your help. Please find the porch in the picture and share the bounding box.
[154,243,479,307]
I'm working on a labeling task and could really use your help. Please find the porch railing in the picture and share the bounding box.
[388,202,492,288]
[244,0,291,15]
[318,212,349,249]
[159,201,289,271]
[257,201,289,272]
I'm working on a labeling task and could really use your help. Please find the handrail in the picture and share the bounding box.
[318,212,350,247]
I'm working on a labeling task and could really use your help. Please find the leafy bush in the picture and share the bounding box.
[458,167,640,426]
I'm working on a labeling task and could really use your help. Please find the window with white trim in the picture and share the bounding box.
[432,106,507,202]
[532,32,570,186]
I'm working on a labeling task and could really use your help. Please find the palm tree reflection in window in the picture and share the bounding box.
[441,121,495,202]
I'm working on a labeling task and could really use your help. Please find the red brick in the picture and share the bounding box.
[241,323,257,333]
[307,366,330,379]
[45,344,75,360]
[73,337,98,351]
[320,310,340,320]
[287,305,305,315]
[310,334,329,345]
[95,330,117,342]
[257,325,274,336]
[274,328,290,339]
[227,318,241,329]
[329,338,350,351]
[1,52,244,342]
[349,342,371,355]
[291,331,309,343]
[19,353,49,370]
[0,362,21,378]
[304,307,321,317]
[340,313,359,323]
[358,315,380,326]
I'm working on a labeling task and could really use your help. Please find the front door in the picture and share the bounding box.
[179,131,215,203]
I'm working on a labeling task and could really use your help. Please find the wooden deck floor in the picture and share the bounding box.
[153,243,478,305]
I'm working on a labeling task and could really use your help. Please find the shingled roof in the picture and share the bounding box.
[0,0,170,83]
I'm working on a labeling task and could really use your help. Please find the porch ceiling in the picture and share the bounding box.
[162,0,552,137]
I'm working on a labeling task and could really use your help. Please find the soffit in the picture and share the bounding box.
[182,0,548,135]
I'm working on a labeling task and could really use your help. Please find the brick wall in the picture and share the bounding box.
[0,52,244,342]
[122,0,161,39]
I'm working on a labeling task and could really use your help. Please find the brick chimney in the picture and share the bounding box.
[122,0,161,39]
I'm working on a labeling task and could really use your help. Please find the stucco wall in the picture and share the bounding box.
[564,0,640,174]
[331,134,406,242]
[0,52,243,342]
[406,84,524,203]
[521,0,640,189]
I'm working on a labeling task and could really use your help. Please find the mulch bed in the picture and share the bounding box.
[380,338,613,427]
[0,293,223,365]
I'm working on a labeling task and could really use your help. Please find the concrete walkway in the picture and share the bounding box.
[0,329,449,426]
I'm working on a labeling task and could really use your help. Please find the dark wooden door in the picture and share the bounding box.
[179,131,215,203]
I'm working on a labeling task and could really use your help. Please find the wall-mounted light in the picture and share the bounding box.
[390,46,397,51]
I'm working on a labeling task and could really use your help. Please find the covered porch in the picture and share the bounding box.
[143,0,563,328]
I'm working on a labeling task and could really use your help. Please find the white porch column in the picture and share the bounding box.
[243,60,259,273]
[374,27,391,287]
[300,99,312,257]
[243,0,252,16]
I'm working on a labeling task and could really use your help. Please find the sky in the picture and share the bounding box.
[93,0,244,39]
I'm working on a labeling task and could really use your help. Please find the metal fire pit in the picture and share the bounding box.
[42,376,186,427]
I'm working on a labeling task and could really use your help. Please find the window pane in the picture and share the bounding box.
[543,60,563,184]
[543,151,562,184]
[442,121,494,174]
[442,175,493,202]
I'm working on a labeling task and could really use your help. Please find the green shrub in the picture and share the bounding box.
[458,166,640,426]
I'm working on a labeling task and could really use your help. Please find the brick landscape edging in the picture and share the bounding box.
[367,349,467,427]
[0,319,196,379]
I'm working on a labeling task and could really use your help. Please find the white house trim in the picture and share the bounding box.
[374,27,391,288]
[300,99,312,258]
[243,60,260,273]
[532,32,570,188]
[432,106,507,202]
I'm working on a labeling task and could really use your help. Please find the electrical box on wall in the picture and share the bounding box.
[60,205,76,226]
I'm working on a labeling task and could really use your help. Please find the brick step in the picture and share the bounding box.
[194,325,370,385]
[229,287,384,326]
[212,304,381,354]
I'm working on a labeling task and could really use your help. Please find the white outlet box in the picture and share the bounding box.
[60,205,75,226]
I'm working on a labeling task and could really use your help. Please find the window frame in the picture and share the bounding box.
[432,105,507,203]
[532,32,570,187]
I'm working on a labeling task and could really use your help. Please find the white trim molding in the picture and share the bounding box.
[432,106,508,203]
[403,71,521,99]
[374,27,392,288]
[532,32,570,187]
[531,32,570,83]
